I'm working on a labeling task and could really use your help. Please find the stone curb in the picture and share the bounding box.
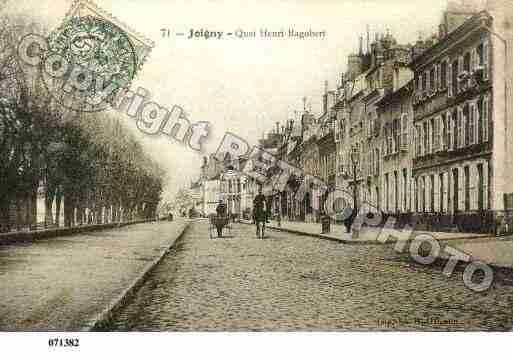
[238,220,489,245]
[238,220,381,245]
[83,221,190,331]
[0,219,155,246]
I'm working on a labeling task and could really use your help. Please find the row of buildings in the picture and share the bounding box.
[192,0,513,234]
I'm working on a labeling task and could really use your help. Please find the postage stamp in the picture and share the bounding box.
[1,0,513,356]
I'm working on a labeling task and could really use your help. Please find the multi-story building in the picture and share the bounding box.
[409,0,513,233]
[219,153,258,220]
[336,32,412,216]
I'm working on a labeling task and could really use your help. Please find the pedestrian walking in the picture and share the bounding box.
[253,186,267,239]
[343,207,356,233]
[215,199,227,237]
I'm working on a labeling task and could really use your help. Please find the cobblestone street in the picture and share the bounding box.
[108,220,513,331]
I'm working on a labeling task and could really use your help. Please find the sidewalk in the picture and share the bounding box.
[0,220,189,331]
[245,219,513,269]
[244,219,488,244]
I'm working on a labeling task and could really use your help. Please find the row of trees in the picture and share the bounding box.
[0,14,165,232]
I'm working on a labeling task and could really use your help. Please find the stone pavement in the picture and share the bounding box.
[107,221,513,331]
[248,219,513,269]
[0,220,188,331]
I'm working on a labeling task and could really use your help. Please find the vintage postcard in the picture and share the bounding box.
[1,0,512,355]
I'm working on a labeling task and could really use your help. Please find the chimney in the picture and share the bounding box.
[276,121,280,134]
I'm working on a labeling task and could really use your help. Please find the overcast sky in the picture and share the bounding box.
[6,0,455,201]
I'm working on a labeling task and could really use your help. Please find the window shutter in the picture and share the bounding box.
[462,106,467,147]
[457,107,462,148]
[438,116,444,151]
[447,111,453,151]
[434,116,440,151]
[483,95,489,142]
[426,120,431,154]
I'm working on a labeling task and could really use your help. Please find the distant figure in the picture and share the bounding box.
[253,187,267,238]
[215,199,227,237]
[344,207,356,233]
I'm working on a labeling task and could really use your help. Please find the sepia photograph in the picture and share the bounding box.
[1,0,513,356]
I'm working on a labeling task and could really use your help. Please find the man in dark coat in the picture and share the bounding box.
[253,187,267,238]
[215,199,227,237]
[343,207,356,233]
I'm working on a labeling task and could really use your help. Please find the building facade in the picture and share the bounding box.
[192,0,513,234]
[409,2,513,233]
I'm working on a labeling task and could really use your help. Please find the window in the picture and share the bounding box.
[430,67,436,92]
[430,174,435,212]
[464,166,470,211]
[451,60,458,96]
[477,163,484,211]
[414,177,419,212]
[416,74,422,92]
[463,103,470,146]
[403,168,408,211]
[482,95,489,142]
[447,111,453,150]
[456,108,463,148]
[469,102,476,145]
[387,123,394,154]
[440,114,446,150]
[423,121,429,155]
[422,71,427,93]
[439,173,445,213]
[463,52,471,73]
[385,173,389,212]
[448,59,453,96]
[430,117,436,152]
[453,168,459,213]
[441,60,447,89]
[401,113,408,151]
[471,47,478,72]
[421,176,426,212]
[416,124,423,157]
[394,171,398,213]
[375,148,380,175]
[393,118,400,153]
